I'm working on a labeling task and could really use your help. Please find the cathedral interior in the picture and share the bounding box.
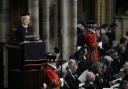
[0,0,128,89]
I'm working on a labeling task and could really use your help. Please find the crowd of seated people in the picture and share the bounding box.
[63,22,128,89]
[42,21,128,89]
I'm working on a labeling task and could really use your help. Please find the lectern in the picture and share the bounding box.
[7,40,46,69]
[20,40,46,59]
[6,40,46,89]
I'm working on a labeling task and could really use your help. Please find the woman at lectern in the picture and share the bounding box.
[15,12,33,42]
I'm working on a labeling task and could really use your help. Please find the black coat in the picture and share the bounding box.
[95,73,104,89]
[77,57,92,76]
[123,75,128,81]
[102,72,111,87]
[15,25,33,42]
[77,28,85,46]
[64,67,80,89]
[82,81,98,89]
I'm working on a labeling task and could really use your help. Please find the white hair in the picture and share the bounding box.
[104,55,113,62]
[86,71,95,80]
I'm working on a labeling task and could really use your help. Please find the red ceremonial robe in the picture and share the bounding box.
[84,30,99,63]
[43,64,61,89]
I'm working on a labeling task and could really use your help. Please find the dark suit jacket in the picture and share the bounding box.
[123,75,128,81]
[76,57,92,76]
[64,67,80,89]
[77,28,85,46]
[95,73,104,89]
[82,81,98,89]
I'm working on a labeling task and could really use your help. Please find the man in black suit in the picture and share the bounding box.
[76,46,92,76]
[64,59,80,89]
[92,62,104,89]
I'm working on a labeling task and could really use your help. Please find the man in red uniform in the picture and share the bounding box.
[42,53,61,89]
[84,21,100,63]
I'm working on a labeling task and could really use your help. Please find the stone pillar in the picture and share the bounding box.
[41,0,50,51]
[77,0,83,21]
[106,0,113,24]
[95,0,113,25]
[3,46,8,88]
[95,0,101,26]
[40,0,59,52]
[95,0,106,26]
[53,2,58,47]
[101,0,106,24]
[0,0,11,42]
[28,0,39,39]
[61,0,77,60]
[49,0,59,51]
[0,0,10,88]
[111,0,116,23]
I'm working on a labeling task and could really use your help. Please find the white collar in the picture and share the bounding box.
[89,82,93,84]
[84,56,86,59]
[48,63,56,69]
[88,29,96,33]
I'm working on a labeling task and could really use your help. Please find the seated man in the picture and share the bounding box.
[64,59,80,89]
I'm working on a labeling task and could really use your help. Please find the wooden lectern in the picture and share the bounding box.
[6,40,47,89]
[6,40,46,69]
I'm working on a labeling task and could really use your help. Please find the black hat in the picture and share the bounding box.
[47,52,56,62]
[54,47,60,54]
[86,21,97,28]
[21,12,30,17]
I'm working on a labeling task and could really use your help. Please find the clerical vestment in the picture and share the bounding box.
[43,64,61,89]
[84,30,100,63]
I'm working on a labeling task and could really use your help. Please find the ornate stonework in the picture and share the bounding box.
[95,0,112,26]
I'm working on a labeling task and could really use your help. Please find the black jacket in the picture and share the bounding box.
[15,25,33,42]
[77,57,92,76]
[82,81,98,89]
[64,67,80,89]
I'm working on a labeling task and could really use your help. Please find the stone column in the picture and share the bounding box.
[28,0,39,39]
[52,2,58,48]
[95,0,113,25]
[61,0,77,60]
[0,0,11,42]
[0,0,10,88]
[41,0,58,52]
[3,46,8,88]
[77,0,83,21]
[106,0,113,24]
[95,0,106,25]
[49,0,59,51]
[40,0,50,51]
[95,0,102,26]
[101,0,106,24]
[111,0,116,23]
